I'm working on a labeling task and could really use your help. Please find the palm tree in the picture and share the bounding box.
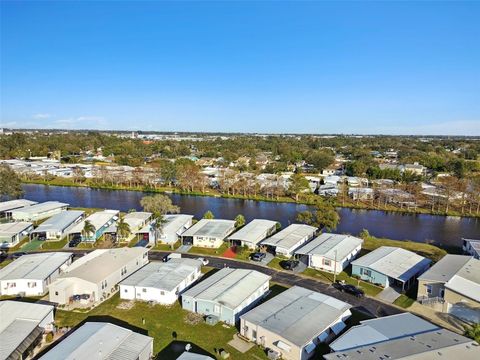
[151,215,166,246]
[82,220,96,241]
[116,216,131,242]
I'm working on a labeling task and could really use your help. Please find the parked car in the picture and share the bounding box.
[251,252,266,261]
[11,252,27,259]
[69,237,81,247]
[197,257,209,266]
[281,260,299,270]
[334,281,365,298]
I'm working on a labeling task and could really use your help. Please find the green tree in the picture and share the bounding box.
[235,214,246,228]
[464,323,480,343]
[288,173,310,202]
[203,210,215,219]
[296,198,339,231]
[82,220,96,241]
[116,215,131,242]
[140,194,180,218]
[0,165,23,199]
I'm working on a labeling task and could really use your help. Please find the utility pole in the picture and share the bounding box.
[333,249,338,283]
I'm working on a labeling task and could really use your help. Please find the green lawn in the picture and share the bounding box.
[154,240,181,251]
[20,240,44,252]
[52,293,268,359]
[76,242,95,249]
[189,243,229,256]
[41,239,68,250]
[0,259,13,268]
[267,257,285,271]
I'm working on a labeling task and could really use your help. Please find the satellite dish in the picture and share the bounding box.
[185,343,192,352]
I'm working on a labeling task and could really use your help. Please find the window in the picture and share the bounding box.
[214,304,221,313]
[55,291,59,296]
[160,291,165,295]
[143,288,147,293]
[363,269,372,277]
[323,259,331,267]
[28,282,37,288]
[426,285,432,294]
[124,289,128,293]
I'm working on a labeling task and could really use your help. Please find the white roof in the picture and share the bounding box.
[182,268,270,310]
[444,258,480,302]
[59,248,148,284]
[351,246,431,282]
[241,286,351,347]
[162,214,193,234]
[0,252,72,281]
[31,210,84,234]
[39,322,153,360]
[120,258,202,292]
[295,233,363,261]
[69,210,119,233]
[0,199,37,213]
[228,219,277,246]
[124,212,152,229]
[261,224,317,251]
[0,221,33,235]
[0,301,54,360]
[181,219,236,239]
[10,201,69,215]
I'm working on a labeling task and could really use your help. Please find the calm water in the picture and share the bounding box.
[22,184,479,249]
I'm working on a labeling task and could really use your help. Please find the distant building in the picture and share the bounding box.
[417,254,480,323]
[120,258,202,305]
[295,233,363,274]
[228,219,277,249]
[0,252,73,296]
[68,209,119,242]
[351,246,431,290]
[463,238,480,259]
[182,268,270,325]
[39,322,153,360]
[159,214,194,244]
[261,224,316,257]
[10,201,69,221]
[400,162,426,176]
[181,219,236,248]
[0,199,37,218]
[49,247,149,305]
[348,187,374,201]
[0,300,55,360]
[240,286,352,360]
[30,210,84,241]
[0,221,33,248]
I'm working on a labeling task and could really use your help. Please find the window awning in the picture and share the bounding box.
[275,340,291,352]
[304,342,316,354]
[331,321,346,335]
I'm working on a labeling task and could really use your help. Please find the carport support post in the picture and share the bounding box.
[333,250,338,283]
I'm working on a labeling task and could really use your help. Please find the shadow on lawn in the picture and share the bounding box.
[155,341,214,359]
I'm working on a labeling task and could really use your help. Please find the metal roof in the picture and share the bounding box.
[39,322,153,360]
[58,248,148,284]
[182,268,270,310]
[295,233,363,261]
[69,209,119,233]
[324,329,480,360]
[10,201,69,215]
[31,210,84,234]
[0,199,37,213]
[261,224,317,251]
[418,254,472,282]
[120,258,202,292]
[241,286,351,347]
[0,221,33,235]
[228,219,277,246]
[181,219,236,239]
[124,212,152,229]
[0,252,72,281]
[463,238,480,257]
[162,214,193,234]
[329,313,440,352]
[0,301,54,360]
[445,258,480,302]
[351,246,431,282]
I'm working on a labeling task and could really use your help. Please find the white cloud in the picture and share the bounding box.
[32,113,51,119]
[52,116,108,129]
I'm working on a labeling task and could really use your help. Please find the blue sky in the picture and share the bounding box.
[1,1,479,135]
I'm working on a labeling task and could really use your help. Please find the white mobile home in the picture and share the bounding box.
[0,301,55,360]
[39,322,153,360]
[158,214,193,244]
[120,258,202,304]
[30,210,84,240]
[182,268,271,325]
[68,209,119,242]
[0,252,73,296]
[0,199,37,218]
[181,219,236,248]
[261,224,317,257]
[228,219,277,249]
[10,201,69,221]
[48,247,149,305]
[240,286,352,360]
[295,233,363,274]
[0,221,33,248]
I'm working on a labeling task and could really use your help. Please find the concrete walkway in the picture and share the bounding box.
[409,302,468,333]
[377,287,401,303]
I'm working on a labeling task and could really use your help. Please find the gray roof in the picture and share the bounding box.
[120,258,202,292]
[261,224,317,251]
[324,329,480,360]
[418,254,472,282]
[0,199,37,213]
[39,322,153,360]
[445,258,480,302]
[0,301,54,360]
[59,248,148,284]
[10,201,69,215]
[124,211,152,228]
[31,210,84,234]
[0,221,33,236]
[241,286,351,347]
[463,238,480,257]
[0,252,72,281]
[181,219,236,239]
[295,233,363,261]
[329,313,440,352]
[228,219,278,246]
[182,268,270,310]
[69,210,119,233]
[162,214,193,234]
[351,246,431,282]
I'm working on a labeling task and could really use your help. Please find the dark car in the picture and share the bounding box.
[69,237,81,247]
[334,281,365,298]
[11,251,27,259]
[251,252,266,262]
[281,260,299,270]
